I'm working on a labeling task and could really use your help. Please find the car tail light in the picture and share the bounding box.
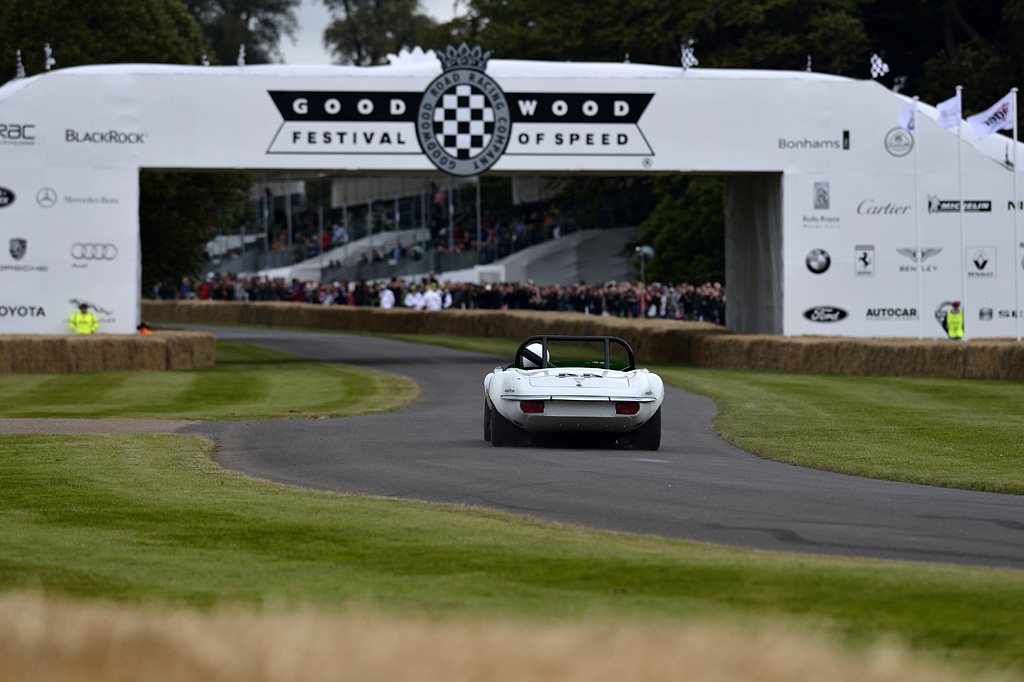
[616,402,640,415]
[520,401,545,413]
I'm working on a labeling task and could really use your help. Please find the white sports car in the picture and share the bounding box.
[484,335,664,450]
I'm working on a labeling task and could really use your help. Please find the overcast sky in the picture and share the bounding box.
[279,0,464,65]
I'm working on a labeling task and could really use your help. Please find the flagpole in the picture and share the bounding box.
[912,97,923,339]
[957,85,966,337]
[1013,87,1020,342]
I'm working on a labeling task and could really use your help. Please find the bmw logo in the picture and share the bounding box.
[806,248,831,274]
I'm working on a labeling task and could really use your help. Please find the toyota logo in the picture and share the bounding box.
[71,243,118,260]
[36,187,57,208]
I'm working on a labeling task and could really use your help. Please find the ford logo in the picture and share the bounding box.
[804,306,848,322]
[0,186,14,208]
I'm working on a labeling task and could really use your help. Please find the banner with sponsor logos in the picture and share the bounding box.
[0,166,138,334]
[784,111,1022,338]
[1,50,1022,336]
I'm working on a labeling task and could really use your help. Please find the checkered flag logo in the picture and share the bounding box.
[417,43,512,176]
[680,39,698,71]
[433,83,496,160]
[870,53,889,79]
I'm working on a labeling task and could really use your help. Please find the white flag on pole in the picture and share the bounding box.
[936,91,962,129]
[897,100,916,130]
[967,90,1014,140]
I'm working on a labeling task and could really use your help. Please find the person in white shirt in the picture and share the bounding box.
[422,283,443,311]
[378,283,395,309]
[404,284,424,309]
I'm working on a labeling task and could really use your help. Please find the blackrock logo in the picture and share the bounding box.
[65,129,146,144]
[866,307,917,321]
[883,127,913,157]
[927,196,992,213]
[805,248,830,274]
[0,186,14,208]
[803,306,848,323]
[266,43,654,175]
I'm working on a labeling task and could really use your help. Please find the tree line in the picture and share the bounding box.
[1,0,1020,288]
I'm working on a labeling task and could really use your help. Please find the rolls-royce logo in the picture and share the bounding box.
[416,43,511,176]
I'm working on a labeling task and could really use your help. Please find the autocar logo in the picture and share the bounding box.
[0,186,14,208]
[71,243,118,260]
[9,238,26,261]
[805,248,830,274]
[803,306,848,322]
[36,187,57,208]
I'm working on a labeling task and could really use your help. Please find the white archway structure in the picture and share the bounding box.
[1,50,1020,337]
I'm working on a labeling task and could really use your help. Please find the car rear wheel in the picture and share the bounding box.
[490,409,521,447]
[632,408,661,451]
[484,399,492,442]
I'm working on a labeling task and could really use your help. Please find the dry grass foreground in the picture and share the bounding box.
[144,300,1024,380]
[2,593,1016,682]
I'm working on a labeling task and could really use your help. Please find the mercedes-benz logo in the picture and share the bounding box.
[36,187,57,209]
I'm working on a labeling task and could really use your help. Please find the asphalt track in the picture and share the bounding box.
[178,325,1024,570]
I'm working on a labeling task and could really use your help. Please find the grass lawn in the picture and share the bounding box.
[0,340,417,420]
[3,333,1024,677]
[2,432,1023,676]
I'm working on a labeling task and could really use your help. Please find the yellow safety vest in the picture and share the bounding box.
[945,310,964,339]
[68,310,99,335]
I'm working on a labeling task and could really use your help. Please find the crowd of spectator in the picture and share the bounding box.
[154,274,726,324]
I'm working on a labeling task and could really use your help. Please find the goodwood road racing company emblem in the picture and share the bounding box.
[266,44,654,176]
[416,43,510,176]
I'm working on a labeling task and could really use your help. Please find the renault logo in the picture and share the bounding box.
[71,243,118,260]
[36,187,57,208]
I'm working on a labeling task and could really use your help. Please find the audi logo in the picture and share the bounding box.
[71,243,118,260]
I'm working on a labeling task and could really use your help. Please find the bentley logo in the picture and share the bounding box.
[9,238,26,261]
[896,247,942,263]
[416,43,511,176]
[36,186,57,208]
